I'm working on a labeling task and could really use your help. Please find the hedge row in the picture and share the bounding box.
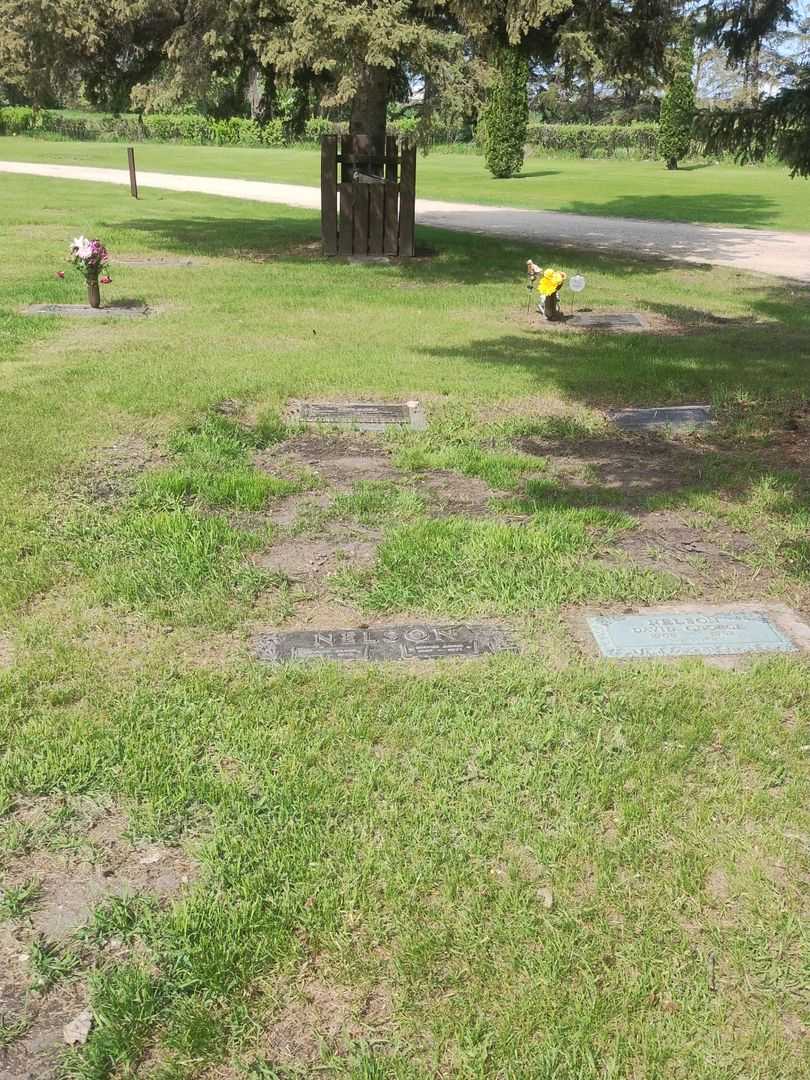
[526,122,661,158]
[0,107,674,159]
[0,107,419,147]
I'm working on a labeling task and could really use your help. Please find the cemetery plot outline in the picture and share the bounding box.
[588,611,798,659]
[255,623,517,663]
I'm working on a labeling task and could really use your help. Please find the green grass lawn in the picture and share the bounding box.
[1,134,809,231]
[1,174,809,1079]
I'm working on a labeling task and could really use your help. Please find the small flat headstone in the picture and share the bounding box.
[115,257,195,268]
[570,312,646,329]
[610,405,714,431]
[295,401,427,431]
[24,304,149,318]
[588,611,797,659]
[256,623,516,663]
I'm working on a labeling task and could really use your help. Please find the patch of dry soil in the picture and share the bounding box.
[256,433,401,492]
[0,797,197,1079]
[254,536,380,581]
[607,510,762,593]
[516,434,704,499]
[83,435,166,502]
[260,972,393,1068]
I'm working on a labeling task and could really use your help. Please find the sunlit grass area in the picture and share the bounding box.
[1,134,808,230]
[0,173,809,1078]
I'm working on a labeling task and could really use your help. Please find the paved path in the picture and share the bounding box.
[3,159,808,281]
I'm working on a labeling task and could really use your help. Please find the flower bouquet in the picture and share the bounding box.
[536,267,567,321]
[69,236,111,308]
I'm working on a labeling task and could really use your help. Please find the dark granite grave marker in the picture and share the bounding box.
[24,304,149,319]
[255,623,516,663]
[295,401,427,431]
[610,405,714,431]
[570,312,646,329]
[588,611,797,659]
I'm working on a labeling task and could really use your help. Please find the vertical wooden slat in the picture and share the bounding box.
[340,134,353,183]
[398,143,416,258]
[127,147,138,199]
[368,185,384,254]
[352,184,370,255]
[320,136,338,255]
[383,135,399,255]
[338,183,354,255]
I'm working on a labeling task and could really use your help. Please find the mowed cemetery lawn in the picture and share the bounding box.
[2,134,810,231]
[1,171,810,1079]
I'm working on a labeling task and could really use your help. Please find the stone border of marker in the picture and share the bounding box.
[23,303,150,319]
[572,602,810,665]
[288,400,427,432]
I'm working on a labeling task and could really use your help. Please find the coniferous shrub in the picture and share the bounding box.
[481,47,529,178]
[658,28,696,169]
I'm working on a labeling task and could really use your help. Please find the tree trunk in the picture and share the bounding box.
[350,65,389,176]
[667,157,678,170]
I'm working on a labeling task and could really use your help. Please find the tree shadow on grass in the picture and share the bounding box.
[557,193,781,230]
[417,285,810,407]
[106,213,733,288]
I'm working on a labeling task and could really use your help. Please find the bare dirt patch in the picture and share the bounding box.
[256,433,401,491]
[254,536,380,582]
[0,797,197,1078]
[260,969,393,1068]
[516,434,705,500]
[606,510,762,592]
[415,470,500,517]
[2,796,197,939]
[67,435,167,503]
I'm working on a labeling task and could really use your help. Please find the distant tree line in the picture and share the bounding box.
[0,1,807,176]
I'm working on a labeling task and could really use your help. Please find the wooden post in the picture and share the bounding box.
[127,147,138,199]
[398,143,416,257]
[382,135,399,256]
[320,136,338,255]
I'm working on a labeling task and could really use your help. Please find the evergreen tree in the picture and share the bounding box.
[0,0,100,113]
[481,47,529,178]
[658,26,696,169]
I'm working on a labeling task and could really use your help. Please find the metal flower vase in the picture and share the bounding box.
[87,275,101,309]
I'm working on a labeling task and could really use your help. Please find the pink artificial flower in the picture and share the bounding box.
[56,271,65,279]
[100,275,112,284]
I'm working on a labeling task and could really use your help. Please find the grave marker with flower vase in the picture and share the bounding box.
[69,236,110,308]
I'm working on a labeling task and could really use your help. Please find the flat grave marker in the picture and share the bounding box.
[588,610,798,659]
[255,623,516,663]
[293,400,427,431]
[569,312,647,330]
[24,303,149,319]
[610,405,714,431]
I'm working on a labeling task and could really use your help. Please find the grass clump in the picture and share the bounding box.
[330,481,427,525]
[29,937,80,991]
[339,511,678,615]
[143,412,311,511]
[69,507,268,626]
[82,894,160,946]
[0,877,41,920]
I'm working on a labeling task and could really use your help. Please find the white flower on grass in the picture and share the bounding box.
[72,235,92,259]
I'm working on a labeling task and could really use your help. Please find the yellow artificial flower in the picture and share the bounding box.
[537,268,567,295]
